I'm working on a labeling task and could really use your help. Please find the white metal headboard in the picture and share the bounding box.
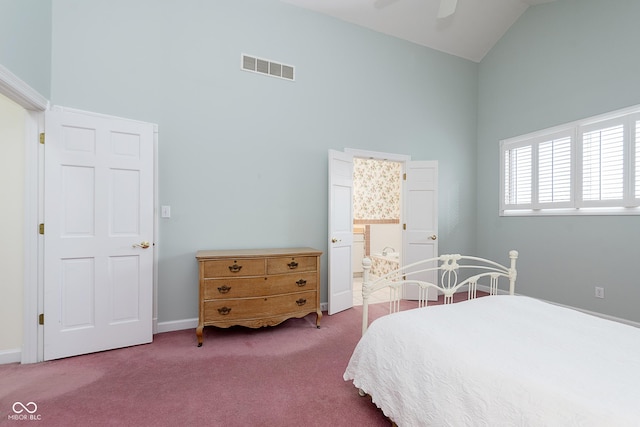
[360,250,518,335]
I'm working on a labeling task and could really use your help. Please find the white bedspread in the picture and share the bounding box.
[343,295,640,426]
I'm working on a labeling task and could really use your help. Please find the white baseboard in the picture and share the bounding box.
[320,302,328,312]
[156,318,198,334]
[0,348,22,365]
[545,300,640,328]
[476,284,509,295]
[476,285,640,328]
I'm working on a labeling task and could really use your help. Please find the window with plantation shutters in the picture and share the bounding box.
[501,131,573,211]
[500,105,640,216]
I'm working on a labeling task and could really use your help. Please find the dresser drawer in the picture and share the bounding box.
[267,256,317,275]
[266,272,317,294]
[269,290,316,315]
[204,277,265,299]
[203,291,316,323]
[204,272,317,300]
[202,258,265,278]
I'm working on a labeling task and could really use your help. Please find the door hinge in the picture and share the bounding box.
[403,223,406,230]
[38,313,44,325]
[39,223,44,235]
[403,173,406,181]
[39,133,45,144]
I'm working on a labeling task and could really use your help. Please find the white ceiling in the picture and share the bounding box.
[280,0,555,62]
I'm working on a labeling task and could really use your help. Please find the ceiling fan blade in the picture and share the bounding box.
[437,0,457,19]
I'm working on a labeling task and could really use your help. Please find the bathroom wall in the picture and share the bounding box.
[352,158,403,275]
[353,158,402,221]
[369,223,402,256]
[352,226,365,276]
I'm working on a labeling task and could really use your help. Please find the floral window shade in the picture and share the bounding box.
[353,159,402,221]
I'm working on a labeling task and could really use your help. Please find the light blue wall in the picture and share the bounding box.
[478,0,640,321]
[5,0,638,326]
[50,0,478,322]
[6,0,637,326]
[0,0,51,98]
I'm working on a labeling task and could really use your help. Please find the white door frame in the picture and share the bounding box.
[0,65,159,363]
[345,148,410,164]
[0,64,48,363]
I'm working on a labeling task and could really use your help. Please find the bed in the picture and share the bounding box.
[343,251,640,426]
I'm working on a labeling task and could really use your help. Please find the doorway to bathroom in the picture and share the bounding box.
[352,157,403,306]
[328,148,437,315]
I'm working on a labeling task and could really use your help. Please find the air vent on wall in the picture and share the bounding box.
[241,54,295,81]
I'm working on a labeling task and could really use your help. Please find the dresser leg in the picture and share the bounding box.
[196,325,204,347]
[316,310,322,328]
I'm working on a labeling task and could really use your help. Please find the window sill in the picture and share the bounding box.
[500,207,640,217]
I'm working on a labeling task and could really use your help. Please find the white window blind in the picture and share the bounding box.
[504,145,531,205]
[582,124,624,202]
[539,136,571,203]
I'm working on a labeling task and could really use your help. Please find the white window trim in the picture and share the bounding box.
[500,104,640,216]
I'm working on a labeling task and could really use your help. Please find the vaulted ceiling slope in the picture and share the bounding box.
[280,0,556,62]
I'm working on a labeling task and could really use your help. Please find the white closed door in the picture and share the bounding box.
[403,161,438,301]
[328,150,354,315]
[43,107,155,361]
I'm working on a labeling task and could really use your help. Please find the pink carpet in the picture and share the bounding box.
[0,306,388,426]
[0,294,482,426]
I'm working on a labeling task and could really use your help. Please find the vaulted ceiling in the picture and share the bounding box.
[280,0,556,62]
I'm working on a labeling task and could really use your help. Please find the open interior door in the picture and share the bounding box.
[43,106,155,360]
[402,161,438,301]
[327,150,354,315]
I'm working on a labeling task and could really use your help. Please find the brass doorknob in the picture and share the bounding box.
[132,241,150,249]
[430,235,437,240]
[331,238,341,243]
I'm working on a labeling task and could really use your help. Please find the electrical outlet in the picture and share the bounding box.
[595,287,605,299]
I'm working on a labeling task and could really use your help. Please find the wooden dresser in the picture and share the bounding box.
[195,247,322,346]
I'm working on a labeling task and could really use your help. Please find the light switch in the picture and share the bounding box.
[161,205,171,218]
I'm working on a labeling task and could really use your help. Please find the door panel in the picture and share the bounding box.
[111,169,142,234]
[60,258,95,328]
[110,255,142,322]
[328,150,354,315]
[403,161,438,300]
[44,107,154,360]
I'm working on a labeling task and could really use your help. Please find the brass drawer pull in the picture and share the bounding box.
[287,261,299,269]
[228,263,242,273]
[217,307,232,315]
[217,285,231,294]
[296,279,307,287]
[296,298,307,306]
